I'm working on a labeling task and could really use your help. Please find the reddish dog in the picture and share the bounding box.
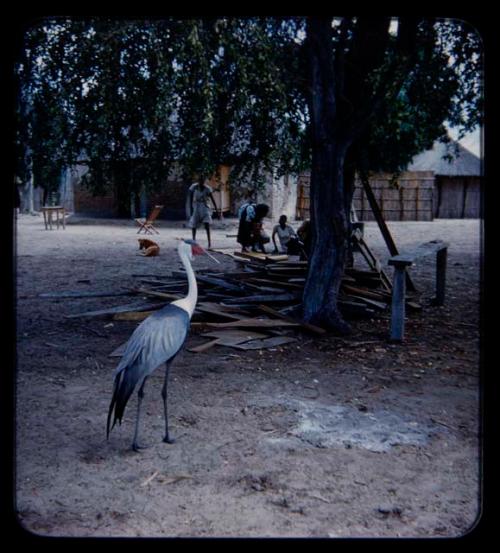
[138,238,160,257]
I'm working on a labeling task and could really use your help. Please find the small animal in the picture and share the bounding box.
[138,238,160,257]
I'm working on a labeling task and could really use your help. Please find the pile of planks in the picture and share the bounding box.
[55,247,419,353]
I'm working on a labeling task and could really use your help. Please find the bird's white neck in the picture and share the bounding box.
[171,248,197,318]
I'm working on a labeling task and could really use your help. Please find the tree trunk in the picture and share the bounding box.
[303,144,351,334]
[23,176,35,214]
[302,18,351,334]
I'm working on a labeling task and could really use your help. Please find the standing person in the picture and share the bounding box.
[236,194,257,252]
[188,177,219,249]
[272,214,301,254]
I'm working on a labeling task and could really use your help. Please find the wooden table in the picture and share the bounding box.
[41,206,66,230]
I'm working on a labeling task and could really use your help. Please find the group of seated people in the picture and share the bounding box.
[236,198,310,259]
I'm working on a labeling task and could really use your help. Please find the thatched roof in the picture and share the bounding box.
[407,140,482,176]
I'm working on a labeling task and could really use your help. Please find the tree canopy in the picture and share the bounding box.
[16,17,482,193]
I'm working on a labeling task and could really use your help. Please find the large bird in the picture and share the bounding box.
[107,238,217,451]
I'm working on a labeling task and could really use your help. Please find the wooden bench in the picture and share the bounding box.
[388,240,449,342]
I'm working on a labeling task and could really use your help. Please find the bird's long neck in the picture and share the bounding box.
[172,249,197,319]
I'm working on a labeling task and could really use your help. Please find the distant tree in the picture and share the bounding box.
[15,16,482,332]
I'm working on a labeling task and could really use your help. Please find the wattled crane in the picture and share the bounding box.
[107,238,218,451]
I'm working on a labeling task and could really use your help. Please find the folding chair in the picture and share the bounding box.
[135,205,163,234]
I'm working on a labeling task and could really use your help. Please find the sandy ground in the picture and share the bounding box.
[14,213,482,538]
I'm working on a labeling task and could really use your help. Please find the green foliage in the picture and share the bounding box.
[347,19,483,178]
[16,17,309,196]
[15,17,482,198]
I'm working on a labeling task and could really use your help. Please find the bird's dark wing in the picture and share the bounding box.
[114,304,190,377]
[107,304,190,437]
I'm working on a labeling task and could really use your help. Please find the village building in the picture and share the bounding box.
[18,138,481,223]
[296,139,482,222]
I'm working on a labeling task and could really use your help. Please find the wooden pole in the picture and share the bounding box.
[360,175,417,292]
[434,247,447,306]
[389,264,407,342]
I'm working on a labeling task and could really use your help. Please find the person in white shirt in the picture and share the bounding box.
[272,215,301,255]
[187,177,219,248]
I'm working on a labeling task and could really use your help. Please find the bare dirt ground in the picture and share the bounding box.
[14,214,482,538]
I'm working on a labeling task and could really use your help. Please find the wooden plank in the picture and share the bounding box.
[344,295,388,311]
[39,290,132,299]
[187,339,221,353]
[65,301,165,319]
[341,284,391,302]
[198,301,251,316]
[265,261,308,268]
[137,279,186,288]
[257,304,326,335]
[233,336,297,350]
[233,251,289,263]
[233,251,268,262]
[223,292,300,304]
[239,281,289,294]
[246,278,304,290]
[195,274,244,292]
[201,329,269,341]
[203,318,300,329]
[354,235,393,291]
[113,311,155,321]
[389,240,449,266]
[195,302,247,321]
[132,288,182,301]
[267,266,306,273]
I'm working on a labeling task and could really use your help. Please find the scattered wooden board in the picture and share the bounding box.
[195,302,247,321]
[341,283,391,302]
[187,329,269,353]
[202,329,269,343]
[132,288,182,301]
[39,290,132,299]
[257,304,327,335]
[65,302,165,319]
[204,318,300,329]
[195,274,244,292]
[223,293,300,305]
[233,251,289,263]
[113,311,155,321]
[233,336,297,350]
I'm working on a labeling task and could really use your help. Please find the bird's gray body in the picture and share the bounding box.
[107,304,190,437]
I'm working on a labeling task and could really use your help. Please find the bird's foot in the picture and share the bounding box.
[132,442,149,452]
[163,435,176,445]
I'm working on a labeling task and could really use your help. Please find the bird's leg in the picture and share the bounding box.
[132,378,149,452]
[162,362,175,444]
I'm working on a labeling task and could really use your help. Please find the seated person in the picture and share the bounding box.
[272,215,302,255]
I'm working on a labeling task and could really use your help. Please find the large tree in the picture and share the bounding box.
[15,16,482,332]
